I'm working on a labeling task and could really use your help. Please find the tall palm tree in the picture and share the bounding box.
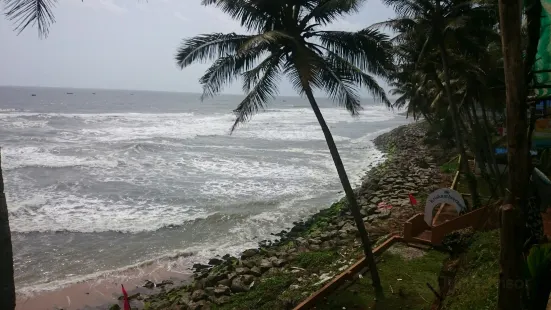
[0,149,15,310]
[375,0,497,209]
[176,0,394,290]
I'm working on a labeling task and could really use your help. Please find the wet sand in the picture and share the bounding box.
[16,262,192,310]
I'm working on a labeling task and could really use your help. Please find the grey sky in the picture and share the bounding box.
[0,0,395,95]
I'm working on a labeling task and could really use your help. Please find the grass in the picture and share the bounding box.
[442,230,499,310]
[213,273,295,310]
[294,251,338,270]
[441,160,460,174]
[303,200,345,234]
[315,247,448,310]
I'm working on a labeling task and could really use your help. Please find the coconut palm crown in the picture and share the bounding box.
[176,0,393,131]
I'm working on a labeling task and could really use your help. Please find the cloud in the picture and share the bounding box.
[322,19,363,32]
[174,12,189,22]
[80,0,127,14]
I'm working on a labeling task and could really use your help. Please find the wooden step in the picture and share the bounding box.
[413,230,432,244]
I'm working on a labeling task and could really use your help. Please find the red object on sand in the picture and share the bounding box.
[121,284,131,310]
[408,193,418,206]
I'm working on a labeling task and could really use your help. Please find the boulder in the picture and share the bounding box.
[217,278,231,287]
[272,258,287,268]
[208,258,224,266]
[191,290,208,302]
[178,292,191,306]
[189,300,209,310]
[249,266,262,277]
[309,244,321,251]
[214,285,231,296]
[206,273,227,287]
[339,223,356,234]
[242,260,256,269]
[213,296,231,305]
[377,209,391,219]
[193,263,211,272]
[235,267,249,275]
[259,260,272,272]
[204,287,215,296]
[242,275,255,285]
[319,232,335,241]
[241,249,258,259]
[143,280,155,289]
[230,276,250,293]
[308,238,322,245]
[295,237,308,247]
[194,278,207,290]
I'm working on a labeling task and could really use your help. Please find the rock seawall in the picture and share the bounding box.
[122,122,447,310]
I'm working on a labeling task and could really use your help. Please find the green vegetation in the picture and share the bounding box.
[304,200,345,234]
[294,251,338,270]
[443,230,499,310]
[316,248,447,309]
[213,273,294,310]
[440,161,459,174]
[456,176,496,202]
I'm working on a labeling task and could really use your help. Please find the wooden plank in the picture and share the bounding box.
[292,236,401,310]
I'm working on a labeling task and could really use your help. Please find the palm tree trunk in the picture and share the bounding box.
[304,88,382,291]
[438,43,481,209]
[464,104,497,197]
[480,101,505,196]
[0,149,15,310]
[497,0,528,308]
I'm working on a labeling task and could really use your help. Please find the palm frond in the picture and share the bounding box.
[242,52,285,92]
[314,29,393,78]
[201,0,284,32]
[320,52,390,109]
[239,30,293,52]
[231,53,282,132]
[199,47,267,100]
[4,0,57,38]
[380,0,430,18]
[317,56,362,114]
[301,0,365,27]
[175,33,252,69]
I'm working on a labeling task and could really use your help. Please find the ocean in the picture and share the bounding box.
[0,86,408,297]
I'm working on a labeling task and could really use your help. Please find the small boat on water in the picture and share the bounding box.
[31,94,36,96]
[66,92,74,95]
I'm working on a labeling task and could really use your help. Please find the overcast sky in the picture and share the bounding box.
[0,0,395,95]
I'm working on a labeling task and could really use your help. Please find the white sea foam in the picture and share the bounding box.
[1,147,119,170]
[8,192,213,233]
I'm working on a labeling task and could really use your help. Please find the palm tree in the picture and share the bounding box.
[375,0,498,209]
[176,0,394,290]
[0,149,15,310]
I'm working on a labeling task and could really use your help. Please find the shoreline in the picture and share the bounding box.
[15,121,426,310]
[130,121,445,310]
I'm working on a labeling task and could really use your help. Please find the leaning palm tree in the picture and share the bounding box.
[176,0,394,290]
[0,149,15,310]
